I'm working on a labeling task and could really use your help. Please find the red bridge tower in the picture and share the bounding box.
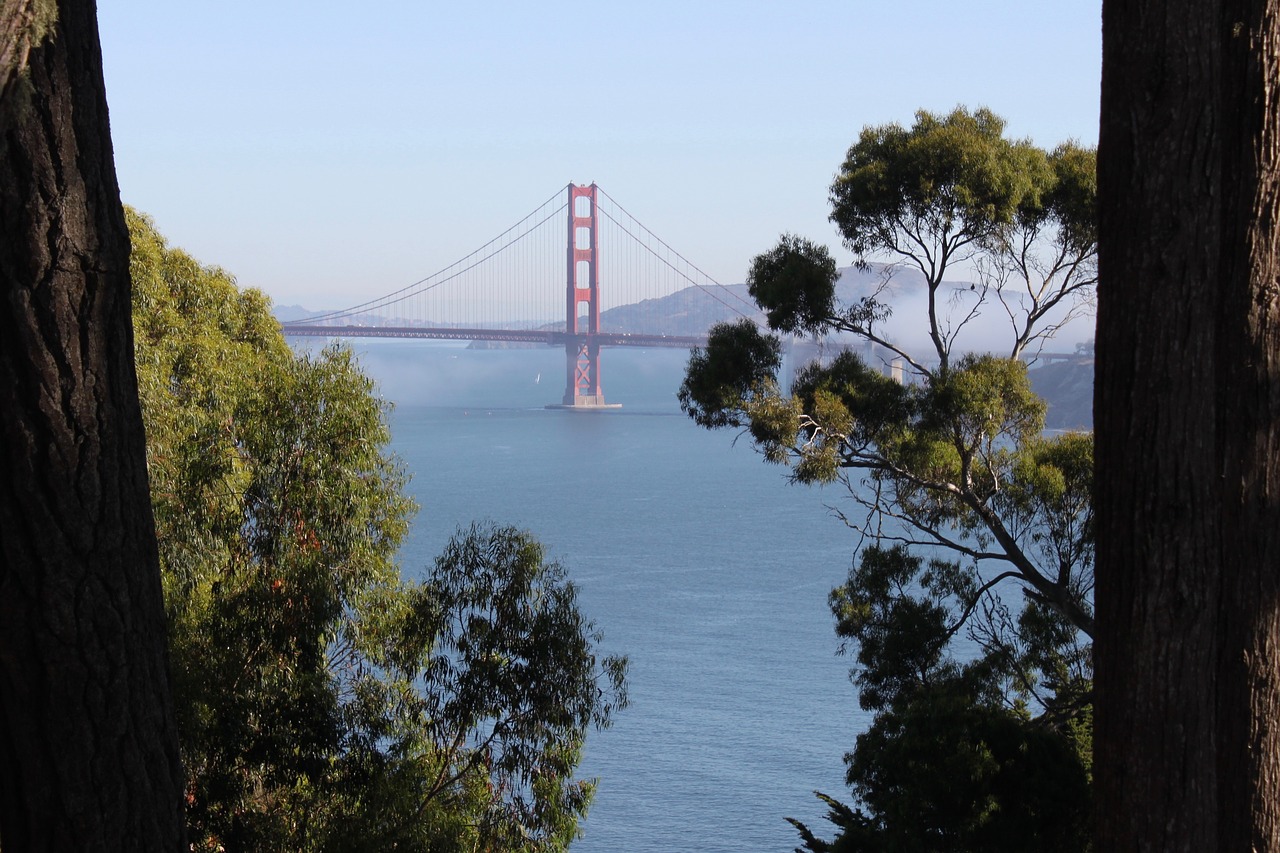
[557,183,618,408]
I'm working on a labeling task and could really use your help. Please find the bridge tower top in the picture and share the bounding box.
[566,183,599,338]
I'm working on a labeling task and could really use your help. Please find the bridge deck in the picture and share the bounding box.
[281,324,707,349]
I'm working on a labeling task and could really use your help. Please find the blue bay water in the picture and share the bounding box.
[354,341,870,852]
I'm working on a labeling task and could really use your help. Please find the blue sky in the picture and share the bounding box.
[98,1,1101,309]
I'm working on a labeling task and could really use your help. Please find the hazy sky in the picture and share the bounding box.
[97,1,1101,310]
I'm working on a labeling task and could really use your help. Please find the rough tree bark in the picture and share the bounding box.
[0,0,186,849]
[1096,0,1280,850]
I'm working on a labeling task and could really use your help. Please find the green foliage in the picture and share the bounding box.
[998,433,1094,599]
[828,546,958,712]
[1044,142,1098,254]
[677,319,783,429]
[747,233,840,334]
[680,109,1097,852]
[823,107,1097,364]
[348,523,628,852]
[829,107,1049,266]
[982,139,1099,357]
[682,108,1095,632]
[128,209,626,852]
[791,547,1091,853]
[840,692,1091,853]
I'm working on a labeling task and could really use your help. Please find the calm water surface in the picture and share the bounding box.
[359,341,869,852]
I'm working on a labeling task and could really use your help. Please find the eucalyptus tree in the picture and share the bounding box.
[682,107,1097,643]
[789,546,1092,853]
[129,210,627,853]
[679,107,1097,849]
[821,107,1097,369]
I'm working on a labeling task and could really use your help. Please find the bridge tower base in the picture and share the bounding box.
[549,182,621,410]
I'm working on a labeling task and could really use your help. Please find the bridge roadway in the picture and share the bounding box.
[283,325,1085,367]
[281,324,708,349]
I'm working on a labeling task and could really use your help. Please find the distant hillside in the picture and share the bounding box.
[274,304,324,323]
[597,284,760,335]
[1029,359,1094,430]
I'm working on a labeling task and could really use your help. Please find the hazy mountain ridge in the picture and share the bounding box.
[1029,358,1094,430]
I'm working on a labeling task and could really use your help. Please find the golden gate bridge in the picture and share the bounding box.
[283,183,761,408]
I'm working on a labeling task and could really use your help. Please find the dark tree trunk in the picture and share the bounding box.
[1215,3,1280,847]
[1096,0,1280,850]
[0,1,186,850]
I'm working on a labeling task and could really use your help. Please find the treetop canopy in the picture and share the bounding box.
[829,106,1057,261]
